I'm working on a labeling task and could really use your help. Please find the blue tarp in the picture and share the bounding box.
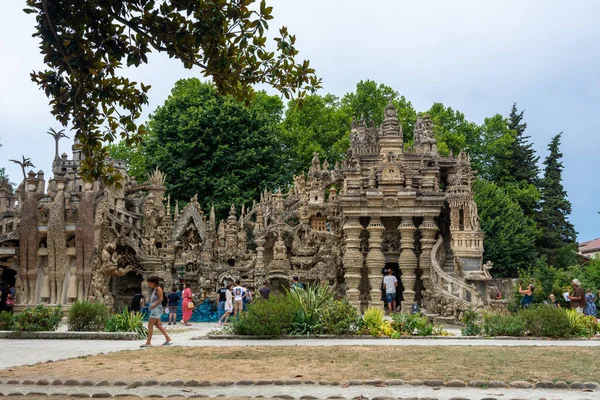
[141,295,218,323]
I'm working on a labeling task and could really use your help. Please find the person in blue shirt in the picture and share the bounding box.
[167,287,180,326]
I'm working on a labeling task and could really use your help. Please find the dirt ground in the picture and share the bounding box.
[2,346,599,383]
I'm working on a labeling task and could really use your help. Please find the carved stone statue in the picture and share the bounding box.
[47,178,67,304]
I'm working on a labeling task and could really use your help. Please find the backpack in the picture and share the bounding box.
[159,286,168,307]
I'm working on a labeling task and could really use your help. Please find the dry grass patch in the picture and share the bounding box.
[2,346,599,383]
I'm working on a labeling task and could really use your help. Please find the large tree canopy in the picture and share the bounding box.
[25,0,320,183]
[142,78,292,220]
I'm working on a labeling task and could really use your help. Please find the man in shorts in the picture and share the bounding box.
[383,268,398,314]
[232,280,246,317]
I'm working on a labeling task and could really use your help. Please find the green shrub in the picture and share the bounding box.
[461,308,482,336]
[288,283,334,335]
[12,305,62,332]
[0,311,14,330]
[566,310,600,337]
[105,309,147,338]
[68,301,110,332]
[362,307,384,336]
[321,300,359,335]
[231,295,298,336]
[482,312,525,337]
[520,305,571,337]
[390,313,434,336]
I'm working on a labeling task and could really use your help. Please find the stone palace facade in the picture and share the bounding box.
[0,101,503,319]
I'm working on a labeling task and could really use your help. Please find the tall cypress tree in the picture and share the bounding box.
[508,103,539,185]
[536,133,578,267]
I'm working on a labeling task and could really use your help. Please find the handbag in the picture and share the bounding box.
[187,301,195,310]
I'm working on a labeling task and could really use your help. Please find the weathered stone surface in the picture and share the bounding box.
[236,380,255,386]
[300,396,319,400]
[534,381,555,388]
[509,381,532,388]
[113,381,127,386]
[347,380,362,386]
[190,395,209,398]
[255,380,274,386]
[284,380,302,385]
[36,379,50,386]
[6,393,25,397]
[304,380,316,385]
[127,381,143,389]
[68,394,91,398]
[63,379,81,386]
[371,397,395,400]
[444,380,466,388]
[383,379,405,386]
[21,380,35,385]
[271,395,294,400]
[363,380,383,386]
[216,381,234,386]
[569,381,585,389]
[170,379,184,387]
[143,380,159,386]
[408,379,423,386]
[554,381,569,389]
[95,380,110,386]
[423,380,443,387]
[584,382,600,389]
[91,393,111,398]
[487,380,507,388]
[80,380,95,387]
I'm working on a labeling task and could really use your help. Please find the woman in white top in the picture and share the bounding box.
[218,283,234,325]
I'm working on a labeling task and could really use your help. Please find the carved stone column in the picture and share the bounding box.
[418,216,438,310]
[343,217,363,310]
[398,216,417,312]
[366,217,385,309]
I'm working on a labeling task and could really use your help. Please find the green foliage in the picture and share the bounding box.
[481,312,525,337]
[461,308,482,336]
[144,79,293,220]
[25,0,320,184]
[105,309,147,338]
[536,133,578,268]
[68,301,110,332]
[566,310,600,337]
[426,103,475,156]
[361,307,384,336]
[341,80,417,141]
[231,295,298,336]
[473,179,539,276]
[520,305,571,337]
[390,313,434,336]
[12,305,63,332]
[321,299,359,335]
[288,283,334,335]
[281,94,351,174]
[106,141,147,181]
[0,311,14,330]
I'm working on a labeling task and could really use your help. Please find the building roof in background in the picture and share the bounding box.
[579,238,600,253]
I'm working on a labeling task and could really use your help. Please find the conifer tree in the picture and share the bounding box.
[536,133,578,267]
[508,103,540,185]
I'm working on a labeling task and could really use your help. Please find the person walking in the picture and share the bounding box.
[140,276,171,347]
[383,269,398,314]
[258,281,271,300]
[216,284,228,320]
[518,283,534,309]
[218,283,234,325]
[167,287,180,325]
[584,289,597,317]
[181,283,193,326]
[568,279,585,314]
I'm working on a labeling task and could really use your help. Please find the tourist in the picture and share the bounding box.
[584,289,597,317]
[383,268,398,314]
[216,284,228,320]
[546,293,561,308]
[232,280,246,317]
[167,287,180,325]
[258,281,271,299]
[243,285,253,311]
[218,283,234,325]
[140,276,171,347]
[291,276,304,290]
[568,279,585,314]
[380,268,388,305]
[130,290,145,314]
[518,283,534,308]
[181,283,193,326]
[5,293,14,313]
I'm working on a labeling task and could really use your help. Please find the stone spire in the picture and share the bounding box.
[379,98,404,157]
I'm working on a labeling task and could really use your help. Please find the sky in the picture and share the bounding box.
[0,0,598,241]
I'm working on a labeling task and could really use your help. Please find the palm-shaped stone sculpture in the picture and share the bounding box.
[9,156,35,181]
[47,128,69,159]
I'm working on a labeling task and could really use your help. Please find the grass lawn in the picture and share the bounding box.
[2,346,599,383]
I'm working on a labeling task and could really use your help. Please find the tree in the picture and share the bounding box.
[106,141,147,182]
[471,114,515,184]
[280,94,351,174]
[426,103,478,156]
[24,0,321,183]
[508,103,540,186]
[473,179,539,277]
[143,78,292,220]
[536,133,578,267]
[341,80,417,141]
